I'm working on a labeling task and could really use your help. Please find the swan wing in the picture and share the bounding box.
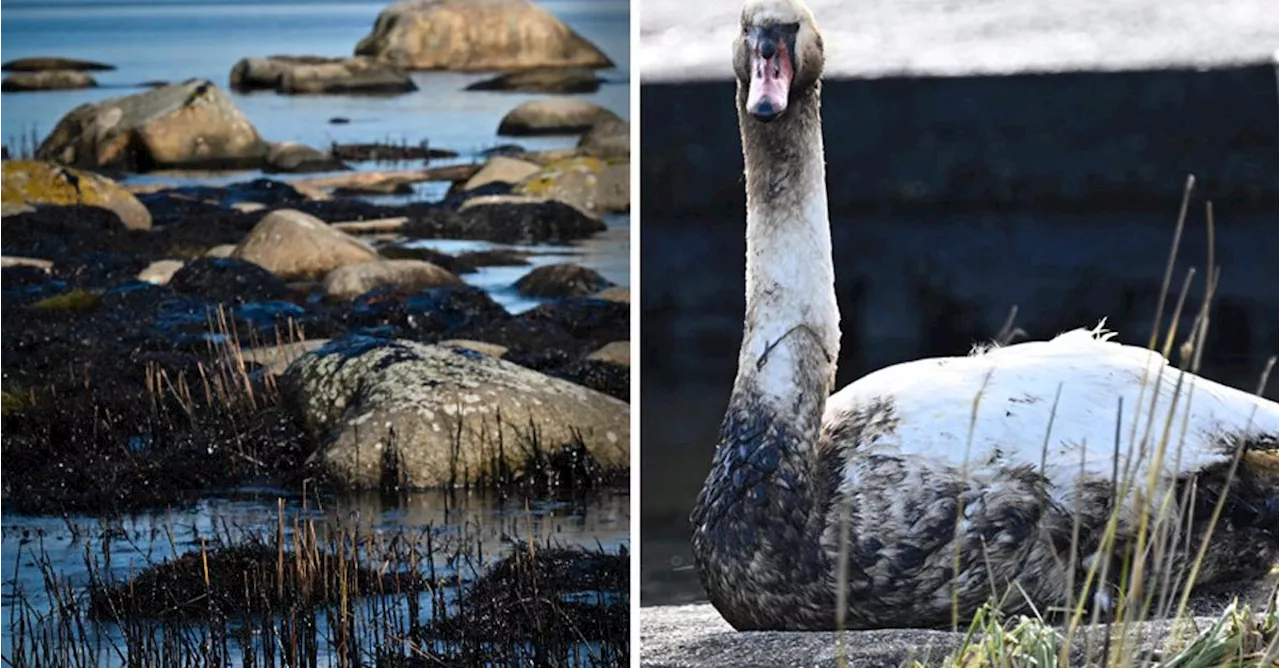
[823,326,1278,508]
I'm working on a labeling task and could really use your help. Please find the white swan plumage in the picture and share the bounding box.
[690,0,1279,632]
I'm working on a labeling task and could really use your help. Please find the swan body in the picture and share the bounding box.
[691,0,1280,632]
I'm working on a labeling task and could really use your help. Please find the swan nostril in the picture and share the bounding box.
[750,100,778,121]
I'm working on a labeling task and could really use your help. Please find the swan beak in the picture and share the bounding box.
[745,26,794,121]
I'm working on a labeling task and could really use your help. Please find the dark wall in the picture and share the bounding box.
[639,65,1280,605]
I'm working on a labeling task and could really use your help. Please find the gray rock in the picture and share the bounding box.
[232,209,381,280]
[265,141,347,173]
[461,156,542,191]
[1,57,114,72]
[497,98,623,136]
[136,259,184,285]
[355,0,614,71]
[36,79,268,171]
[282,338,629,488]
[231,55,417,95]
[2,70,96,92]
[577,117,630,159]
[641,600,1276,668]
[227,55,412,94]
[466,67,603,93]
[321,259,463,301]
[514,262,615,298]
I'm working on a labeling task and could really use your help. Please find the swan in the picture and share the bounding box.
[690,0,1280,631]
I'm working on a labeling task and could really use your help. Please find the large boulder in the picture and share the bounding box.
[497,98,623,136]
[230,55,417,95]
[231,209,381,280]
[0,161,152,230]
[514,262,615,298]
[461,156,542,191]
[1,57,115,72]
[322,259,463,301]
[36,79,268,171]
[514,157,629,213]
[465,67,602,93]
[282,338,629,488]
[355,0,614,72]
[2,71,96,92]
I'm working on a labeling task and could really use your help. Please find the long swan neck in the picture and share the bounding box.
[734,83,840,442]
[691,83,844,630]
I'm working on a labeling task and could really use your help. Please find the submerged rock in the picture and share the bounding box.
[466,67,603,93]
[1,161,152,230]
[322,259,463,301]
[514,262,615,298]
[230,55,418,95]
[232,209,381,280]
[282,337,629,488]
[36,79,269,172]
[2,70,96,92]
[497,98,623,136]
[355,0,614,71]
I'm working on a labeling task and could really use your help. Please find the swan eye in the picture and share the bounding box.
[780,22,800,35]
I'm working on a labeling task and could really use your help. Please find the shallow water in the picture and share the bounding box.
[1,489,629,664]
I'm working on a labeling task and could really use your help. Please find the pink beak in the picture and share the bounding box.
[745,31,793,120]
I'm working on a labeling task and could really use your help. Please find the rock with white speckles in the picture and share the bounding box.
[281,336,629,488]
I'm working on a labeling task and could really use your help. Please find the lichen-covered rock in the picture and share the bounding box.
[230,55,418,95]
[36,79,268,171]
[497,98,622,136]
[322,259,463,301]
[355,0,613,72]
[2,70,96,92]
[514,157,629,213]
[1,161,152,230]
[232,209,381,280]
[514,262,615,298]
[281,337,629,488]
[465,67,602,93]
[461,156,542,191]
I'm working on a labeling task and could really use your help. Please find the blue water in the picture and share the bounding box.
[0,0,632,313]
[1,490,630,666]
[0,0,630,147]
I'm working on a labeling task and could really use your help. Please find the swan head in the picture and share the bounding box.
[734,0,824,122]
